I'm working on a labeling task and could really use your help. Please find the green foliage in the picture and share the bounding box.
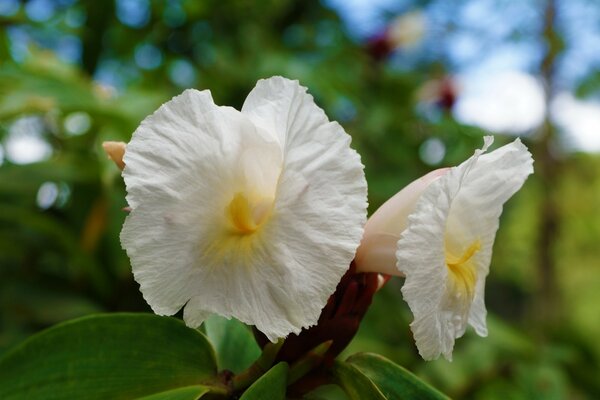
[137,386,211,400]
[333,360,386,400]
[0,312,451,399]
[239,362,289,400]
[347,353,449,400]
[303,385,349,400]
[332,353,449,400]
[2,0,600,398]
[0,314,222,400]
[202,315,261,374]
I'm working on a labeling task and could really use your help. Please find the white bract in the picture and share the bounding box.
[355,136,533,360]
[121,77,367,341]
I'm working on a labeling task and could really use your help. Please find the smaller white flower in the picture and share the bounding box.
[355,136,533,360]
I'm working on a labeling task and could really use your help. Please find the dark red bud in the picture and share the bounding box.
[366,32,393,61]
[254,262,389,395]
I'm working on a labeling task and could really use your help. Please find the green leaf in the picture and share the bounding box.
[333,360,386,400]
[0,313,221,400]
[347,353,449,400]
[137,385,211,400]
[203,315,261,374]
[303,384,350,400]
[239,362,288,400]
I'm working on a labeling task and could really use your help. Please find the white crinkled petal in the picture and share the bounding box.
[448,138,533,336]
[397,137,533,360]
[123,90,224,209]
[396,175,455,360]
[121,78,367,341]
[122,90,236,315]
[240,77,368,339]
[122,95,280,315]
[468,278,488,337]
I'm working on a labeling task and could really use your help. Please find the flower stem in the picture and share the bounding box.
[287,340,333,385]
[231,338,284,391]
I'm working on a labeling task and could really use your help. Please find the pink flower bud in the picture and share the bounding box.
[102,141,126,170]
[354,168,449,275]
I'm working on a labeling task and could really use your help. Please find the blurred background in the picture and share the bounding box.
[1,0,599,398]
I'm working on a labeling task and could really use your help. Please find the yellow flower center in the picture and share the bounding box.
[445,240,481,299]
[226,192,273,234]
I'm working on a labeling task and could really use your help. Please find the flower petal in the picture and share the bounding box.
[122,90,281,317]
[122,89,223,209]
[241,77,368,339]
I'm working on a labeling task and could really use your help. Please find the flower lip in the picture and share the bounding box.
[445,239,481,300]
[226,192,274,234]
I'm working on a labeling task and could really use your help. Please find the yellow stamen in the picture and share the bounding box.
[226,192,271,234]
[446,240,481,299]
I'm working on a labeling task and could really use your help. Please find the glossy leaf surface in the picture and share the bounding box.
[0,314,220,400]
[239,362,289,400]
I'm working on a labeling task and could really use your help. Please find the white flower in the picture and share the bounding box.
[120,76,367,341]
[355,136,533,360]
[388,11,426,49]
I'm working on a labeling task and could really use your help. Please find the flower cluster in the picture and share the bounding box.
[106,76,533,360]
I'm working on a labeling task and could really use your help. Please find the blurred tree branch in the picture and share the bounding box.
[535,0,562,327]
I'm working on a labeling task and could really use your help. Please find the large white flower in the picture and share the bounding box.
[355,137,533,360]
[120,76,367,341]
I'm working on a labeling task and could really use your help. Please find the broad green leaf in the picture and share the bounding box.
[0,313,220,400]
[347,353,449,400]
[137,385,211,400]
[239,362,288,400]
[203,315,261,374]
[333,360,386,400]
[304,384,350,400]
